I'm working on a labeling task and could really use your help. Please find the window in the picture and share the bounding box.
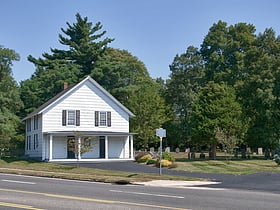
[26,136,31,150]
[95,111,111,127]
[67,110,75,125]
[62,110,80,126]
[33,115,39,130]
[100,112,107,126]
[33,134,38,150]
[26,119,31,132]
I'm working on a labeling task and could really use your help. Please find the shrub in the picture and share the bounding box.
[134,152,147,162]
[146,159,156,165]
[156,159,173,167]
[162,152,175,162]
[136,153,152,163]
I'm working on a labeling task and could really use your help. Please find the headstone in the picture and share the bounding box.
[175,147,180,153]
[246,147,251,154]
[150,147,154,153]
[258,148,263,155]
[185,148,190,153]
[165,147,170,153]
[191,153,195,159]
[199,153,205,159]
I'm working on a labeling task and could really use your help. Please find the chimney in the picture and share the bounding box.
[63,82,68,90]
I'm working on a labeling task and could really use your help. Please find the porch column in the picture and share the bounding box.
[42,137,45,161]
[49,134,53,160]
[78,136,81,160]
[105,136,108,159]
[130,135,134,159]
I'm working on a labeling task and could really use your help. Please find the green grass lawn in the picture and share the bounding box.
[0,156,279,184]
[0,158,201,183]
[175,159,280,174]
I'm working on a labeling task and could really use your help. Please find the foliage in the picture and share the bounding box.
[146,159,156,165]
[21,13,113,115]
[166,46,204,148]
[128,79,171,149]
[134,152,152,163]
[0,46,23,157]
[162,152,175,162]
[191,82,244,159]
[156,159,173,167]
[137,154,152,163]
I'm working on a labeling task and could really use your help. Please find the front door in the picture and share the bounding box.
[99,136,105,158]
[67,137,75,159]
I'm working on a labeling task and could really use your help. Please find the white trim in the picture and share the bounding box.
[49,135,53,160]
[105,136,108,159]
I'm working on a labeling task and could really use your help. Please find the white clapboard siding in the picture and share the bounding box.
[25,114,43,157]
[42,80,129,132]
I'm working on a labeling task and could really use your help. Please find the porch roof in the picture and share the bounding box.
[43,131,136,137]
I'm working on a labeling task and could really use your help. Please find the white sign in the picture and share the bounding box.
[156,128,166,138]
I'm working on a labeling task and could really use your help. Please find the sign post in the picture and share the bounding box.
[156,128,166,175]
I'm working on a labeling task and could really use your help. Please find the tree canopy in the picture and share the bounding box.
[0,46,23,156]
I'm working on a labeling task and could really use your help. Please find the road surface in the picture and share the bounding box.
[0,173,279,210]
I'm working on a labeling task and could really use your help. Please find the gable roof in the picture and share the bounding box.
[23,76,135,120]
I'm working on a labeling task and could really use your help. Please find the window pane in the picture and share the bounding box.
[99,112,107,126]
[68,110,75,125]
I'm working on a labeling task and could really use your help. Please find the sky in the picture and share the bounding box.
[1,0,280,83]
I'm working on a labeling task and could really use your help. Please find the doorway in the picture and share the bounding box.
[67,136,75,159]
[99,136,105,158]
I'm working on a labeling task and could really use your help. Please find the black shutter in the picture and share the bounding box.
[107,111,111,127]
[62,110,66,126]
[95,111,99,126]
[76,110,80,126]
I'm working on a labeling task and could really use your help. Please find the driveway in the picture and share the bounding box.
[61,161,280,193]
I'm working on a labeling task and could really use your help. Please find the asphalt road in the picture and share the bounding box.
[0,173,280,210]
[61,161,280,193]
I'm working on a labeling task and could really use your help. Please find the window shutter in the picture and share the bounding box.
[95,111,99,126]
[76,110,80,126]
[62,110,66,126]
[107,111,111,127]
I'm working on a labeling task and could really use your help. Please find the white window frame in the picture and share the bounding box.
[99,111,107,127]
[67,110,76,126]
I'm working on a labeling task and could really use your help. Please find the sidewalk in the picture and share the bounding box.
[133,180,222,190]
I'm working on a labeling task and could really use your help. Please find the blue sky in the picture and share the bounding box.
[1,0,279,83]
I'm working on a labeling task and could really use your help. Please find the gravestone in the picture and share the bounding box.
[258,148,263,155]
[175,147,180,153]
[165,147,170,153]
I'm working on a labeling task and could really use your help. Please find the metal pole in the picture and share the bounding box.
[160,137,162,175]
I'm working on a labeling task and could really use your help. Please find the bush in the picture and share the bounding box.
[146,159,156,165]
[135,153,152,163]
[134,152,147,162]
[162,152,175,162]
[156,159,173,167]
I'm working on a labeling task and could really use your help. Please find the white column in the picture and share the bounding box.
[49,135,53,161]
[105,136,108,159]
[78,137,81,160]
[42,137,45,161]
[130,135,134,159]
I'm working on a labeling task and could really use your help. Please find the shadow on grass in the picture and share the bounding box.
[0,157,41,163]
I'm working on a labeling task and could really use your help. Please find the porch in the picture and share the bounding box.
[42,131,134,161]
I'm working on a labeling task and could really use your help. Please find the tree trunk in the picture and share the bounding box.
[209,144,217,160]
